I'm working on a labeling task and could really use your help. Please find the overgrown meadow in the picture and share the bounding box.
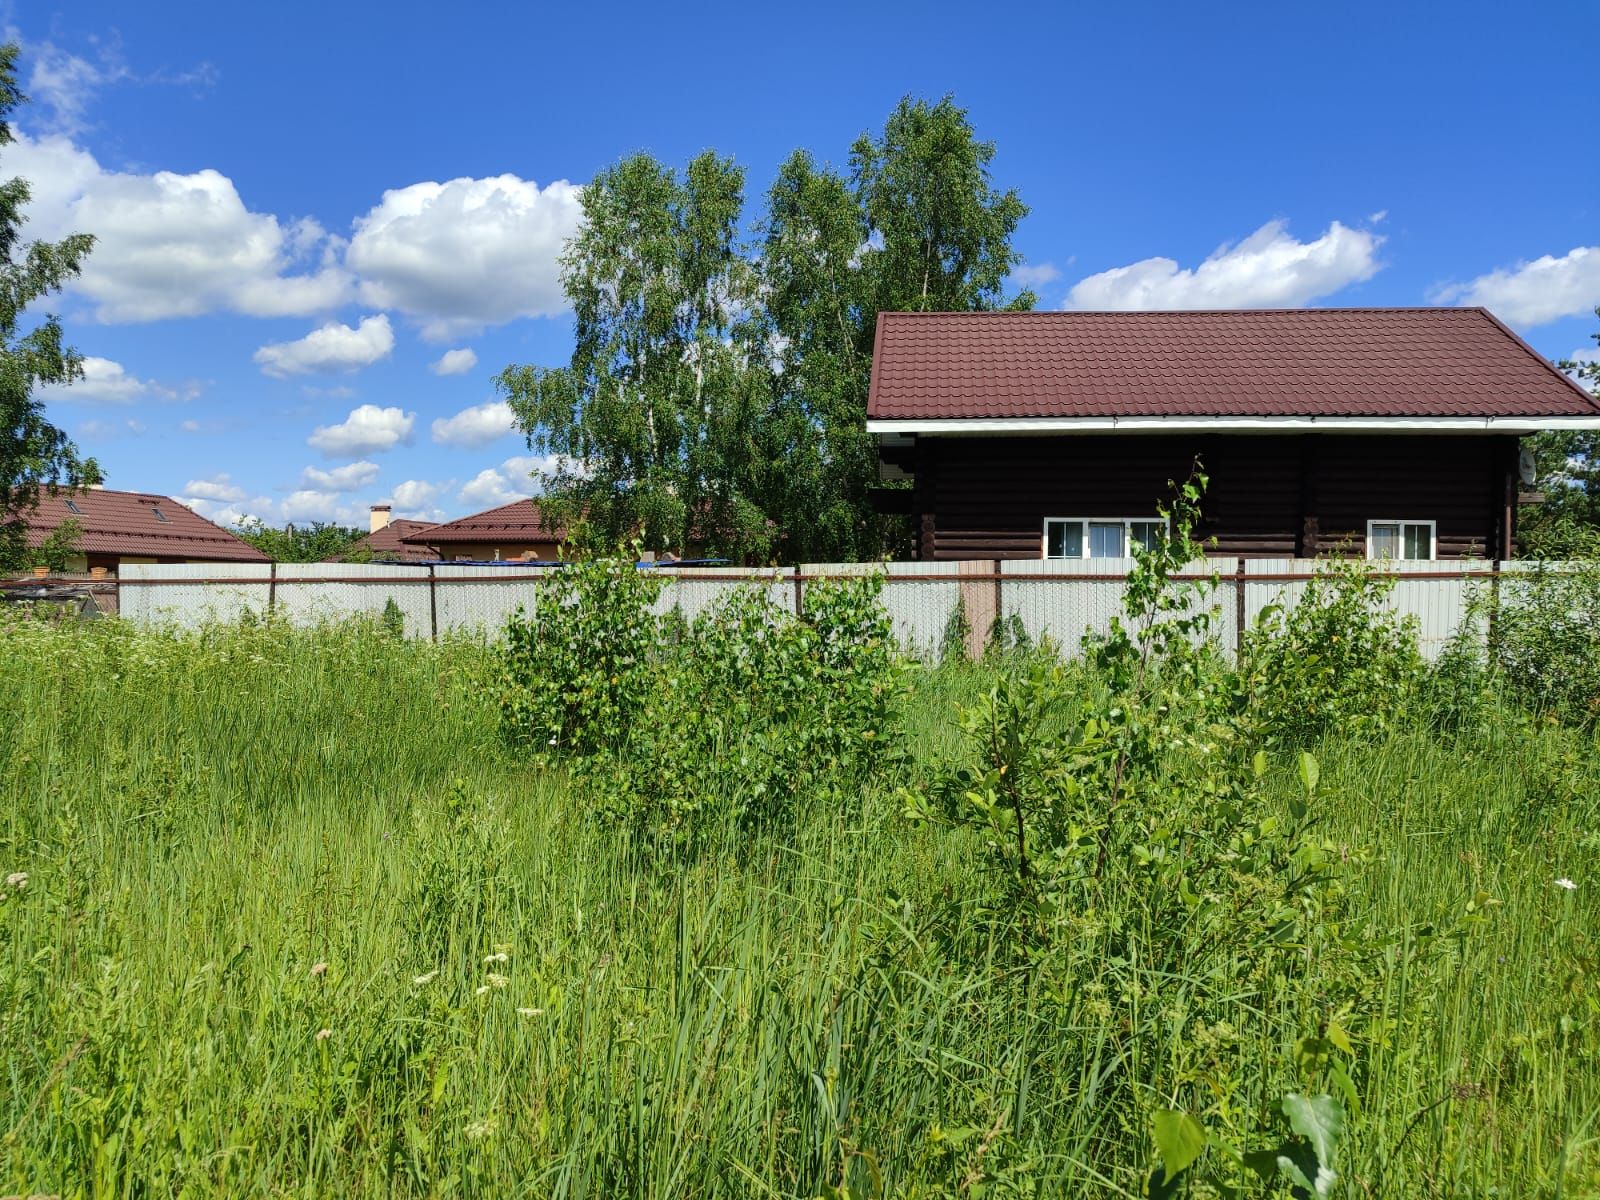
[2,520,1599,1196]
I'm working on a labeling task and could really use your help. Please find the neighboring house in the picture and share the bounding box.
[327,504,441,562]
[402,499,566,561]
[866,307,1600,561]
[17,487,268,574]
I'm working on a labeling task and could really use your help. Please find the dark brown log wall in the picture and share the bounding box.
[912,434,1517,560]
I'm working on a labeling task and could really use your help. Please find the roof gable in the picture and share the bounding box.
[866,307,1600,422]
[23,488,269,561]
[328,519,440,562]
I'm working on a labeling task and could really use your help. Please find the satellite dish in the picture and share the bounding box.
[1519,446,1537,486]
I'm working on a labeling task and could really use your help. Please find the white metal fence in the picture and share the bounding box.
[116,558,1511,659]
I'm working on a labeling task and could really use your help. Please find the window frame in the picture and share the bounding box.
[1365,519,1436,562]
[1041,516,1168,560]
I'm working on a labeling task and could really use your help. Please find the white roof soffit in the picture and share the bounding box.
[867,415,1600,435]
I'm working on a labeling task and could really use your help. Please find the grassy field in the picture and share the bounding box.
[1,612,1597,1197]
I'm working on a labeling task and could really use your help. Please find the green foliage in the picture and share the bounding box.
[1242,558,1426,746]
[1519,308,1600,556]
[2,571,1599,1194]
[24,514,81,571]
[498,151,771,560]
[938,591,970,662]
[501,95,1033,563]
[578,573,906,847]
[230,517,368,563]
[0,43,101,568]
[1494,553,1600,725]
[497,553,664,754]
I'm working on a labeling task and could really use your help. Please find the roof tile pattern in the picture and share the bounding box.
[24,489,269,561]
[402,499,563,545]
[866,308,1600,420]
[331,519,440,562]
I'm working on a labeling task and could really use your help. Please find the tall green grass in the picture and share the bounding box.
[1,617,1596,1196]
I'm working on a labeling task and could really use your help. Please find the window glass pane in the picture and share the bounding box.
[1403,523,1431,560]
[1130,521,1164,553]
[1046,520,1083,558]
[1088,522,1125,558]
[1369,523,1400,559]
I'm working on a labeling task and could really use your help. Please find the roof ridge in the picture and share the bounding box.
[878,306,1485,318]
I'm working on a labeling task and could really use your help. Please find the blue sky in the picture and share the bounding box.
[9,0,1599,527]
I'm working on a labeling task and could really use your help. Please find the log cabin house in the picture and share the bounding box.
[867,308,1600,561]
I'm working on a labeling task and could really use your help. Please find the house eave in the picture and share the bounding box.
[866,415,1600,436]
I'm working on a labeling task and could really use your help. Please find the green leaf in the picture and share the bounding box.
[1252,748,1268,779]
[1152,1109,1206,1183]
[1281,1093,1343,1170]
[1297,750,1320,796]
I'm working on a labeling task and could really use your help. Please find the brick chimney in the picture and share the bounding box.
[370,503,392,533]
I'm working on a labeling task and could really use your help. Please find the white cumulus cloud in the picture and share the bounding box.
[429,347,478,376]
[1012,262,1061,288]
[254,315,395,378]
[383,478,450,522]
[456,454,554,509]
[37,355,156,403]
[1433,246,1600,327]
[300,461,381,492]
[1065,219,1382,311]
[347,175,582,340]
[181,474,246,503]
[307,404,415,457]
[9,131,351,323]
[431,399,517,448]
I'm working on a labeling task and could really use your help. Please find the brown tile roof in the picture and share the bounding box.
[866,307,1600,421]
[401,499,564,545]
[24,488,269,561]
[328,519,440,562]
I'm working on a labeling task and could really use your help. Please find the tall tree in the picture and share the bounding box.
[498,151,772,559]
[230,518,369,563]
[760,95,1033,560]
[1521,308,1600,557]
[501,96,1032,564]
[0,42,99,570]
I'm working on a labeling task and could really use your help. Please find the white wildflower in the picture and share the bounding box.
[1556,877,1577,891]
[474,984,491,996]
[5,872,26,889]
[485,972,509,989]
[465,1115,497,1140]
[310,961,328,977]
[516,1007,544,1017]
[315,1028,332,1041]
[483,952,509,964]
[412,969,440,986]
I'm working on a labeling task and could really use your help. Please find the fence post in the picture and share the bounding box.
[1234,557,1247,660]
[428,564,439,642]
[267,561,277,617]
[792,566,803,616]
[1487,558,1502,660]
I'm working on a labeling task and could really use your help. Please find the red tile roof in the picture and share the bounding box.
[24,488,269,561]
[401,499,564,545]
[866,308,1600,420]
[328,519,440,562]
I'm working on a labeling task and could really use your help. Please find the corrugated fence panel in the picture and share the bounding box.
[274,563,435,636]
[1000,557,1233,657]
[433,564,544,634]
[119,562,271,628]
[1244,559,1487,660]
[654,568,793,624]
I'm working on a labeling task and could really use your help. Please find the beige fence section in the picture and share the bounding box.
[115,559,1514,659]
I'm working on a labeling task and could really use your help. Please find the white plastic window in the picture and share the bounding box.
[1044,518,1166,559]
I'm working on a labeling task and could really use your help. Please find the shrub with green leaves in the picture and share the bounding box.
[1494,557,1600,725]
[584,574,908,847]
[497,554,664,754]
[1242,559,1426,746]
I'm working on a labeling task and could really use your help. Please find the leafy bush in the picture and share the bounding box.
[1494,557,1600,725]
[585,575,907,847]
[1242,559,1425,746]
[497,554,664,754]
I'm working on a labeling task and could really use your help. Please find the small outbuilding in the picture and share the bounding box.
[867,307,1600,561]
